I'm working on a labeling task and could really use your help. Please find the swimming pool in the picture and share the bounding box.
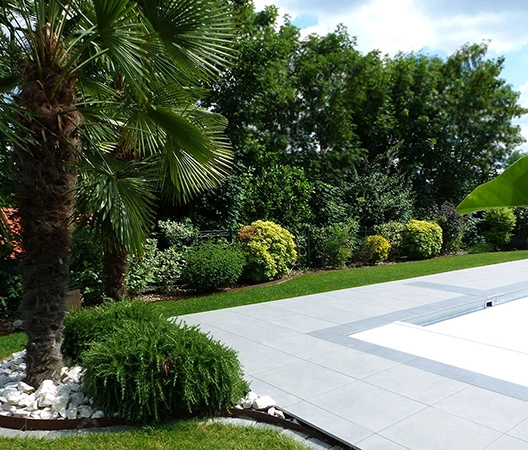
[352,294,528,387]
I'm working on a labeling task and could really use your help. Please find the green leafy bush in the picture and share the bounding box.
[357,235,390,264]
[479,208,517,250]
[126,238,158,295]
[62,300,162,364]
[311,220,359,269]
[434,202,466,254]
[373,221,405,261]
[402,219,443,260]
[70,226,104,305]
[0,257,21,318]
[157,219,198,250]
[153,246,185,293]
[181,243,245,293]
[82,319,248,424]
[238,220,297,283]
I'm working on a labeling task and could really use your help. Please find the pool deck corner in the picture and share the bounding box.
[177,259,528,450]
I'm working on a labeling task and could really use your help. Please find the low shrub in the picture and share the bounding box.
[373,221,405,261]
[357,235,390,264]
[402,219,443,260]
[126,238,158,295]
[82,319,249,424]
[238,220,296,283]
[157,219,198,250]
[311,220,359,269]
[434,202,466,254]
[479,208,516,250]
[62,300,163,364]
[181,243,245,293]
[153,246,185,293]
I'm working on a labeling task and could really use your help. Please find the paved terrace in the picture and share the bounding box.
[176,259,528,450]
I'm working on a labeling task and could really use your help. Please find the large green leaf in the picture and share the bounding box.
[457,155,528,214]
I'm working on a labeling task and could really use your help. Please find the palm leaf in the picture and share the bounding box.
[76,154,158,256]
[457,155,528,214]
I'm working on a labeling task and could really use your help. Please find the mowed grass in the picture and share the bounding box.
[2,250,528,358]
[0,421,309,449]
[153,250,528,318]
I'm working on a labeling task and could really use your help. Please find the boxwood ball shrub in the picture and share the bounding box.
[357,235,390,264]
[82,319,249,424]
[181,243,245,293]
[237,220,297,283]
[402,219,443,260]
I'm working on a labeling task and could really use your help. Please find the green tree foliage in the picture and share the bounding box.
[311,220,359,269]
[434,202,466,254]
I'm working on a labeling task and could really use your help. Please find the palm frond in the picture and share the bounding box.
[75,153,158,256]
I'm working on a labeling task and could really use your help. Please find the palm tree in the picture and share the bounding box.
[0,0,235,387]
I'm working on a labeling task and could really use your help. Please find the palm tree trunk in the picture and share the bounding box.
[103,248,129,301]
[16,61,82,387]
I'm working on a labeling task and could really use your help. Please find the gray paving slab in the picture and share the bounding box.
[284,399,372,445]
[484,435,528,450]
[307,347,401,380]
[356,434,411,450]
[305,380,426,433]
[379,406,502,450]
[253,360,353,399]
[433,386,528,433]
[362,363,468,404]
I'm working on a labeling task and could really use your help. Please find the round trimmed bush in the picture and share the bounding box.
[181,243,245,293]
[402,219,443,260]
[357,235,390,264]
[82,319,249,424]
[237,220,297,283]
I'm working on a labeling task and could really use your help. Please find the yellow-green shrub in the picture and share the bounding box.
[358,235,390,264]
[402,219,443,260]
[238,220,296,283]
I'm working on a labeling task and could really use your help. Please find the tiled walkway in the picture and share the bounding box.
[175,259,528,450]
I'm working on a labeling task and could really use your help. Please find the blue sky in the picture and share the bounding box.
[254,0,528,151]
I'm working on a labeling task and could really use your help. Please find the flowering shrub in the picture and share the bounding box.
[238,220,296,283]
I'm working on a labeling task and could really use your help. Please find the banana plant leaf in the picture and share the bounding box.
[457,155,528,214]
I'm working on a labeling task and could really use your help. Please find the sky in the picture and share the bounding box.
[253,0,528,152]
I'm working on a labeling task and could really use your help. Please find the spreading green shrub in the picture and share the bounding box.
[82,319,249,424]
[311,220,359,269]
[62,300,163,363]
[181,243,245,293]
[434,202,466,254]
[402,219,443,260]
[237,220,296,283]
[479,208,517,250]
[357,235,390,264]
[373,221,405,261]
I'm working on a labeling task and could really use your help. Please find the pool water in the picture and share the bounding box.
[352,296,528,387]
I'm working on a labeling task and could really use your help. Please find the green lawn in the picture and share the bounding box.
[0,421,309,449]
[1,250,527,449]
[152,250,528,318]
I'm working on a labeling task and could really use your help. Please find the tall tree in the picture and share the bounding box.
[0,0,235,386]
